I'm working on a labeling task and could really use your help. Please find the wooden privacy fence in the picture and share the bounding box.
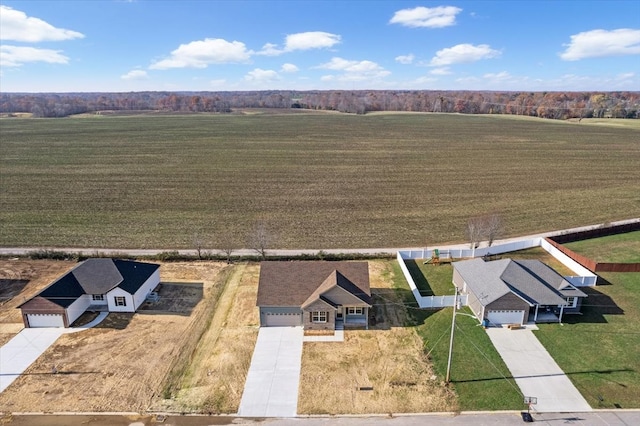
[545,236,640,273]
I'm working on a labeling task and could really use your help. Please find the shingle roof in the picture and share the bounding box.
[454,258,584,307]
[257,261,371,307]
[453,258,512,305]
[35,273,85,308]
[113,259,160,294]
[514,260,587,298]
[21,259,159,308]
[501,261,567,305]
[72,258,123,294]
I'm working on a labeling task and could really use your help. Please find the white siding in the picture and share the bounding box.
[65,294,92,326]
[106,287,135,312]
[131,269,160,310]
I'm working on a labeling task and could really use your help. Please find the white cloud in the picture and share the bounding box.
[258,31,341,56]
[560,28,640,60]
[245,68,280,82]
[258,42,281,56]
[430,67,451,75]
[0,45,69,67]
[429,43,501,66]
[150,38,252,69]
[286,31,340,50]
[121,69,148,80]
[281,63,299,73]
[395,54,415,64]
[390,6,462,28]
[482,71,514,83]
[0,5,84,42]
[317,57,390,81]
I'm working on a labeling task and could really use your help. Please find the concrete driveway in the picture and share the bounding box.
[238,326,304,417]
[0,312,108,393]
[485,327,592,412]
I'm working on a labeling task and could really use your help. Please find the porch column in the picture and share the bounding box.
[366,307,369,330]
[534,305,539,322]
[558,305,564,323]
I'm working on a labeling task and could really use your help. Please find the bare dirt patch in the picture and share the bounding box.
[297,260,457,414]
[0,261,229,413]
[150,263,260,414]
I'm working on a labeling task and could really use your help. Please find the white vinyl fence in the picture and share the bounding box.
[396,236,598,309]
[396,251,467,308]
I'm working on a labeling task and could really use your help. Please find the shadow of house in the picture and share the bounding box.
[560,286,624,324]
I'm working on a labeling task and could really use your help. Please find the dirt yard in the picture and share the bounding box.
[0,260,230,413]
[297,260,458,414]
[1,258,456,415]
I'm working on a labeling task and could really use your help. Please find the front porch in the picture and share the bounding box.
[87,304,109,312]
[529,304,565,323]
[341,315,368,329]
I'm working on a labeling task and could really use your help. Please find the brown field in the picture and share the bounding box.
[297,260,457,414]
[0,261,229,413]
[1,113,638,249]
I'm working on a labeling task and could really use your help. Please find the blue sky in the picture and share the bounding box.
[1,0,639,92]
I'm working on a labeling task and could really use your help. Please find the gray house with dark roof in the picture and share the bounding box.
[257,261,371,331]
[453,258,587,326]
[19,259,160,328]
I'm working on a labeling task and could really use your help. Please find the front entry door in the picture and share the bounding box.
[336,306,343,320]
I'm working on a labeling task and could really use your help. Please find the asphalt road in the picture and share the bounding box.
[3,411,640,426]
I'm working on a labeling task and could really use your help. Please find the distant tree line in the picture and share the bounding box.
[1,90,638,119]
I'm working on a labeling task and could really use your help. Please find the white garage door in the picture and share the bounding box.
[264,312,301,327]
[487,310,524,326]
[27,313,65,328]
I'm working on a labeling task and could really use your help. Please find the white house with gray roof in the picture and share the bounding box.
[452,258,587,326]
[18,258,160,328]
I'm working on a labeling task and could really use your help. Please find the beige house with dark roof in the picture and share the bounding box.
[256,261,371,331]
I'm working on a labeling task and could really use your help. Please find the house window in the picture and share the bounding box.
[311,311,327,323]
[92,294,104,301]
[114,296,127,307]
[566,297,576,308]
[347,307,363,315]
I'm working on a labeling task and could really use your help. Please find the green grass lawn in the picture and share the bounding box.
[534,272,640,409]
[391,261,522,411]
[399,249,640,409]
[1,112,639,249]
[563,231,640,263]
